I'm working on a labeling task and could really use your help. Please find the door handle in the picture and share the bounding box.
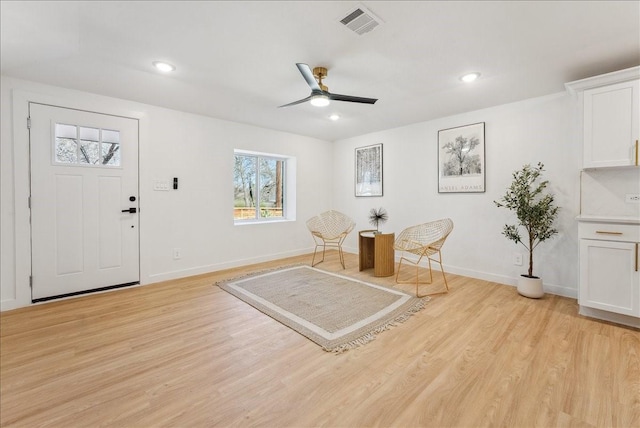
[121,207,137,214]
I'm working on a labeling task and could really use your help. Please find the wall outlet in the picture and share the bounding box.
[513,253,523,266]
[625,194,640,203]
[173,248,181,260]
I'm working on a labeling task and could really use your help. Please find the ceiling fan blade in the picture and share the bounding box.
[296,63,321,91]
[278,95,312,108]
[328,93,378,104]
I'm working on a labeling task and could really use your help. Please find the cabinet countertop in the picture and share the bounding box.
[577,215,640,225]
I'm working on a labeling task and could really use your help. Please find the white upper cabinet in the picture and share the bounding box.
[584,80,639,167]
[566,67,640,169]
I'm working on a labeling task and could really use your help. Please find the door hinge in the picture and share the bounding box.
[28,196,31,209]
[29,276,33,288]
[27,117,31,129]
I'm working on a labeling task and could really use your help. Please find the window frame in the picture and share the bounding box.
[234,149,294,224]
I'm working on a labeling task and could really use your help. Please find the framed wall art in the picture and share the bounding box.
[355,143,383,197]
[438,122,485,193]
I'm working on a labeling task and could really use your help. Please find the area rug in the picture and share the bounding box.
[216,265,428,352]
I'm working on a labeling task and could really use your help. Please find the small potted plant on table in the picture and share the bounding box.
[368,207,388,233]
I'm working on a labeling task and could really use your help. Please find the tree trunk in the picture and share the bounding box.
[275,161,282,209]
[528,232,534,277]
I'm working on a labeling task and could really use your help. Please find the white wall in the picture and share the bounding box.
[4,75,636,310]
[1,76,333,311]
[333,92,583,297]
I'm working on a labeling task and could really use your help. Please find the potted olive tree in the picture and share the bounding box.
[494,162,559,298]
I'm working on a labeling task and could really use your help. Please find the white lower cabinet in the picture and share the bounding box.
[578,221,640,326]
[580,239,639,316]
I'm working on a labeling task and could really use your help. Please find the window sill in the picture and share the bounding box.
[234,218,295,226]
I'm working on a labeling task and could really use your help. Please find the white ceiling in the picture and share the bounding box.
[2,1,639,142]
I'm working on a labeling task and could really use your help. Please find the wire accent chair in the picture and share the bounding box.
[306,210,356,269]
[393,218,454,297]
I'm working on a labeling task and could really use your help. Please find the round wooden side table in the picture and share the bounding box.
[358,230,395,277]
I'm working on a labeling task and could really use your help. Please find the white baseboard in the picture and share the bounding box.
[1,299,21,312]
[144,248,314,284]
[442,265,578,299]
[343,244,579,300]
[579,306,640,329]
[445,265,514,286]
[543,283,577,299]
[2,247,578,312]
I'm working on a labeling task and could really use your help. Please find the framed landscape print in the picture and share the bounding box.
[355,143,383,197]
[438,122,485,193]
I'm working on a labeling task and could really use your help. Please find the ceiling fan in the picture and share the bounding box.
[278,63,378,108]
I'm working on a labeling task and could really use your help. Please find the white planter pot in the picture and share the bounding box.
[517,275,544,299]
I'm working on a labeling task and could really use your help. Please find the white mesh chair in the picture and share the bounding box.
[306,210,355,269]
[394,218,454,297]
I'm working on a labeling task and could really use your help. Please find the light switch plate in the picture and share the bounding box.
[625,194,640,203]
[154,180,170,191]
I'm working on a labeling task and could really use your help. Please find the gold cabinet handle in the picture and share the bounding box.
[595,231,623,235]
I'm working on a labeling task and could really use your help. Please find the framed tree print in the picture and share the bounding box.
[355,143,383,197]
[438,122,485,193]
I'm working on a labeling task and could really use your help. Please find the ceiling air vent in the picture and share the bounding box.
[339,5,383,35]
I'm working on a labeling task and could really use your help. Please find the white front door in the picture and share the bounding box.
[29,103,139,301]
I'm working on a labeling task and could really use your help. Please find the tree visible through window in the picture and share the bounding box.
[234,152,285,221]
[54,123,121,167]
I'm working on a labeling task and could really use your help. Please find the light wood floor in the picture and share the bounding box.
[1,252,639,427]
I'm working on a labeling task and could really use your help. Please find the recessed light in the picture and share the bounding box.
[460,72,480,83]
[329,114,340,121]
[153,61,176,72]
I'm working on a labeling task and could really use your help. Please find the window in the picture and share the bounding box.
[54,123,121,167]
[234,152,286,221]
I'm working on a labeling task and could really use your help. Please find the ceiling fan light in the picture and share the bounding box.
[310,95,330,107]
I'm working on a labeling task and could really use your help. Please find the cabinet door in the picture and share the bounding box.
[583,79,639,168]
[579,239,640,316]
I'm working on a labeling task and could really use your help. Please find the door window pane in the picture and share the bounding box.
[79,126,99,142]
[79,140,100,164]
[55,137,78,163]
[101,129,121,166]
[54,124,122,167]
[56,123,77,139]
[101,143,121,166]
[102,129,120,144]
[55,123,78,163]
